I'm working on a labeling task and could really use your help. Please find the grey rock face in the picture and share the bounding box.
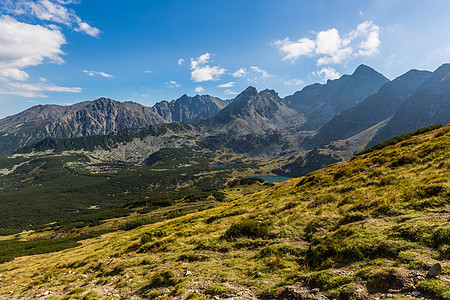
[284,64,389,130]
[203,86,302,134]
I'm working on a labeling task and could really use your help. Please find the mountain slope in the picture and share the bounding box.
[203,86,302,134]
[305,69,431,148]
[370,63,450,146]
[284,64,389,130]
[0,125,448,299]
[0,95,228,157]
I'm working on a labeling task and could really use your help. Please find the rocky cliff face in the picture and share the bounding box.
[153,94,229,123]
[369,63,450,146]
[203,86,302,134]
[284,64,389,130]
[305,69,431,149]
[0,95,228,156]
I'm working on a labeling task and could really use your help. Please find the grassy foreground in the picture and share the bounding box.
[0,125,449,299]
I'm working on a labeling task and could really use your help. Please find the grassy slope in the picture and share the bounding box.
[0,126,449,299]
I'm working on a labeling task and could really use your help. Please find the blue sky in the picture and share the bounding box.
[0,0,449,118]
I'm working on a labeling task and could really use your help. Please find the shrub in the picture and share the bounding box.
[389,155,418,167]
[223,220,270,240]
[147,269,179,288]
[140,230,166,244]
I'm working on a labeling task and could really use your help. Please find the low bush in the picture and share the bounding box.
[223,219,270,240]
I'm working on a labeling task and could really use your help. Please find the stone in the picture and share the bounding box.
[185,270,192,276]
[161,288,170,295]
[255,271,262,277]
[386,293,394,298]
[427,263,442,277]
[412,291,421,297]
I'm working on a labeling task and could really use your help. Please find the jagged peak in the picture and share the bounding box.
[259,89,280,99]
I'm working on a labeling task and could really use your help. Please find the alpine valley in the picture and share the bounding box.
[0,64,449,299]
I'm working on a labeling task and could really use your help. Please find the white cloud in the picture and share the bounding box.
[0,16,65,71]
[0,81,81,97]
[166,80,181,88]
[273,21,381,65]
[312,67,340,81]
[178,58,184,65]
[5,0,100,37]
[145,70,153,73]
[224,89,239,96]
[273,37,315,61]
[190,52,226,82]
[82,70,113,78]
[250,66,271,79]
[217,82,234,88]
[0,16,78,97]
[195,86,205,93]
[232,68,246,78]
[75,21,100,37]
[283,78,304,86]
[0,69,30,81]
[234,66,272,84]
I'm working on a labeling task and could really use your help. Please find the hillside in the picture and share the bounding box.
[0,125,448,299]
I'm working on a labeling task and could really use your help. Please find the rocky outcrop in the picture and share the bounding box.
[203,86,302,134]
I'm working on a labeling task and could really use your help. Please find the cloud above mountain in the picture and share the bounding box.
[190,53,226,82]
[273,21,380,65]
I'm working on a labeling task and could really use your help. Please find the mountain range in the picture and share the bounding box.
[1,63,449,177]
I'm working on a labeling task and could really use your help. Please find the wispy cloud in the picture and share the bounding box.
[195,86,204,93]
[190,53,226,82]
[224,89,239,96]
[232,68,246,78]
[217,82,234,88]
[273,21,380,65]
[4,0,100,37]
[0,81,81,98]
[250,66,271,79]
[145,70,153,73]
[312,67,340,81]
[82,70,114,78]
[178,58,184,65]
[166,80,181,88]
[283,78,304,86]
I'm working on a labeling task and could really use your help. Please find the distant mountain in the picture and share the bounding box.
[0,102,91,126]
[284,64,389,130]
[203,86,302,134]
[0,95,228,156]
[305,69,432,148]
[153,94,229,123]
[369,63,450,146]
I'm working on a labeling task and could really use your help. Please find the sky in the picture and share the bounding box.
[0,0,450,118]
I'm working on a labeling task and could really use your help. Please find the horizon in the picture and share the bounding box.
[1,0,450,118]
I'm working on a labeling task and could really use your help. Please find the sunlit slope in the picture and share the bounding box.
[0,125,449,299]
